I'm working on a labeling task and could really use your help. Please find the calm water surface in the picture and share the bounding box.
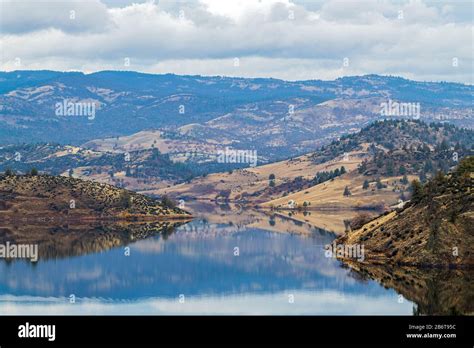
[0,204,417,315]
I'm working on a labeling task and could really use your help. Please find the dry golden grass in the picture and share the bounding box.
[154,149,366,201]
[264,172,417,210]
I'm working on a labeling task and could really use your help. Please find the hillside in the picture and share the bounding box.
[0,143,202,191]
[263,120,473,210]
[336,157,474,267]
[0,173,192,221]
[154,150,362,202]
[310,119,473,171]
[159,120,473,212]
[1,71,472,164]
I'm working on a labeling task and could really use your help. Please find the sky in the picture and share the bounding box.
[0,0,472,83]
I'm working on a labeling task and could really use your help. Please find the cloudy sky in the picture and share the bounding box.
[0,0,472,83]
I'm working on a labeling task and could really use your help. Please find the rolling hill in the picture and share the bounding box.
[159,120,473,211]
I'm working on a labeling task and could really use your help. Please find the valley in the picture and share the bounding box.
[0,72,473,314]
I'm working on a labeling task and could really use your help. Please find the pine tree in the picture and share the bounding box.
[376,177,384,189]
[386,160,394,176]
[343,186,351,196]
[410,179,423,203]
[118,191,132,209]
[160,195,176,209]
[401,174,409,185]
[398,165,407,175]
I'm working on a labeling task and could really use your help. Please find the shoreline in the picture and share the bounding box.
[0,214,193,224]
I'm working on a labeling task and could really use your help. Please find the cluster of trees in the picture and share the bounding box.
[349,120,474,181]
[358,142,466,181]
[269,173,275,187]
[407,156,473,224]
[160,195,177,209]
[313,166,346,185]
[2,168,38,176]
[362,177,388,190]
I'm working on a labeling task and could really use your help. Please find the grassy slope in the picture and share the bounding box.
[262,171,417,210]
[154,149,364,202]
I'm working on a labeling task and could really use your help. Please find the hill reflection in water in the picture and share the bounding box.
[0,203,470,315]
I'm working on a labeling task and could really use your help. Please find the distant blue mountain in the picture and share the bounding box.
[0,71,472,160]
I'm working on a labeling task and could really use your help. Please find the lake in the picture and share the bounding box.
[1,203,466,315]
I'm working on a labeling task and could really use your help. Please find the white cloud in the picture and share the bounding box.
[0,0,111,34]
[0,0,472,83]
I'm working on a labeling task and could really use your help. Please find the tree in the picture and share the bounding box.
[161,195,176,209]
[340,166,346,175]
[350,212,373,230]
[4,168,14,176]
[398,165,407,175]
[358,160,368,174]
[269,180,275,187]
[118,191,132,209]
[376,157,384,168]
[30,168,38,176]
[419,171,427,183]
[410,179,423,203]
[436,139,449,152]
[423,160,433,174]
[376,177,384,189]
[269,173,275,180]
[386,160,394,176]
[362,180,370,190]
[343,186,352,196]
[401,174,409,185]
[456,156,474,175]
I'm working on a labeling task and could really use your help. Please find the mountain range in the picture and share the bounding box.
[1,71,473,164]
